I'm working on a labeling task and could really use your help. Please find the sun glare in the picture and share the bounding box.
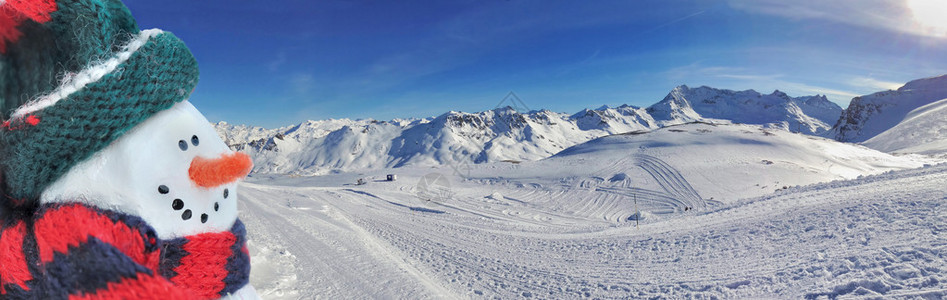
[907,0,947,37]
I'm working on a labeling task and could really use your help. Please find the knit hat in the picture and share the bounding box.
[0,0,200,204]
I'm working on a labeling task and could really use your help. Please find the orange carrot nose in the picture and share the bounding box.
[188,152,253,188]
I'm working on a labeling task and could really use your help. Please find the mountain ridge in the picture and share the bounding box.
[647,85,841,133]
[829,74,947,143]
[215,84,845,175]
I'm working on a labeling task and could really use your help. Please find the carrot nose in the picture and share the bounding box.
[188,152,253,188]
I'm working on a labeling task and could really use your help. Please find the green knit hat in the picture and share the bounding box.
[0,0,200,203]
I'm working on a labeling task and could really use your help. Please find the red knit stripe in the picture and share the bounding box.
[0,221,32,293]
[4,0,57,23]
[0,6,23,54]
[34,205,154,270]
[171,231,236,299]
[67,273,192,300]
[25,115,40,126]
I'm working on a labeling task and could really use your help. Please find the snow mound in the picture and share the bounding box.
[550,122,923,201]
[862,98,947,155]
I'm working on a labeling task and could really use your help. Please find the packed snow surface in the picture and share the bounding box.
[238,124,945,299]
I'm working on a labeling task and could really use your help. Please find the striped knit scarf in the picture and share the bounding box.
[0,203,250,299]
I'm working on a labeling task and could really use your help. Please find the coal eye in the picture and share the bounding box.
[191,135,200,146]
[178,140,188,151]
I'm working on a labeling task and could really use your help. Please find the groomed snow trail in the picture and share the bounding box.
[238,184,455,299]
[241,164,947,299]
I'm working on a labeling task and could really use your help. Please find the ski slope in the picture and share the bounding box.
[238,144,946,298]
[547,123,926,201]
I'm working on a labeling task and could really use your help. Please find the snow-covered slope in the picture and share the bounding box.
[647,85,841,134]
[862,98,947,155]
[830,74,947,142]
[547,122,922,201]
[240,148,947,299]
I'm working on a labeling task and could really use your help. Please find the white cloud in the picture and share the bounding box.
[290,73,315,96]
[716,73,783,81]
[848,77,904,91]
[267,52,287,72]
[663,63,782,83]
[638,10,706,35]
[662,62,863,103]
[778,81,861,100]
[728,0,946,38]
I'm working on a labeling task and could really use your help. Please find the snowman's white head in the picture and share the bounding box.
[40,100,252,239]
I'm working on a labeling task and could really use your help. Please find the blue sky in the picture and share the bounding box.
[125,0,947,128]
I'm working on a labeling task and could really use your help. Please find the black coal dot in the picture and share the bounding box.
[201,213,208,223]
[223,189,229,199]
[214,202,220,211]
[182,209,192,220]
[158,185,169,194]
[172,199,184,210]
[178,140,188,151]
[191,135,200,146]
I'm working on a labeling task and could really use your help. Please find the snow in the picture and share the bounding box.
[216,107,648,176]
[213,76,947,298]
[236,123,946,299]
[216,85,841,176]
[831,74,947,143]
[863,98,947,156]
[647,85,841,134]
[549,123,926,201]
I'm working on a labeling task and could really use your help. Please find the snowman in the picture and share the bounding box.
[0,1,259,299]
[41,100,252,241]
[35,99,262,299]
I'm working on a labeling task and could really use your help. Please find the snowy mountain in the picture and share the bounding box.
[216,85,842,175]
[570,104,657,132]
[217,106,655,175]
[647,85,841,134]
[830,74,947,143]
[862,98,947,156]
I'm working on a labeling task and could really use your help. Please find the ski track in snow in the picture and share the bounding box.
[240,161,947,299]
[239,185,455,299]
